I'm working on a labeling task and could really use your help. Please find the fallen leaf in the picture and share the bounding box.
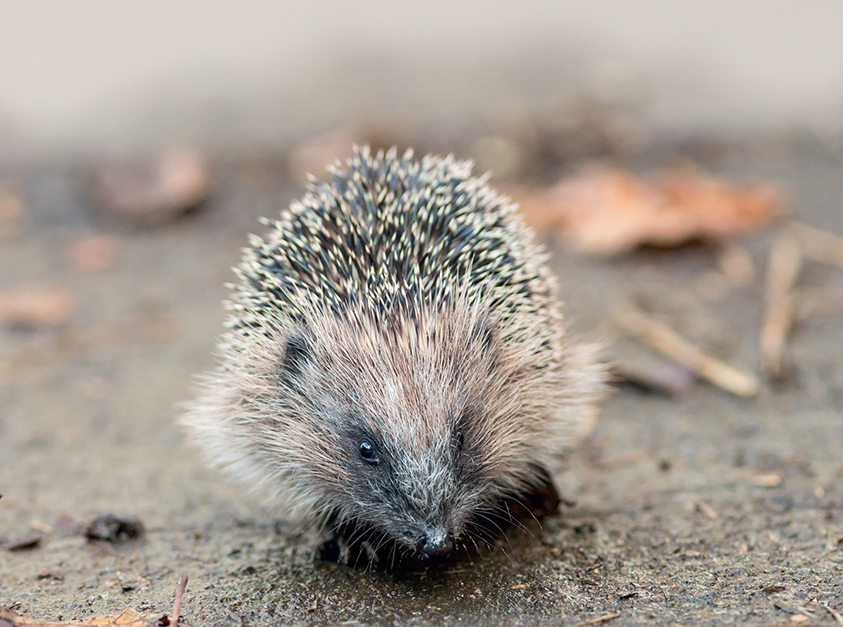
[0,607,148,627]
[89,610,145,626]
[83,515,144,543]
[92,148,209,225]
[2,535,42,552]
[69,236,115,271]
[0,184,26,236]
[0,576,187,627]
[0,287,74,329]
[513,167,781,255]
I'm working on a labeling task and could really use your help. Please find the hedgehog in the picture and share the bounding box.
[183,147,604,567]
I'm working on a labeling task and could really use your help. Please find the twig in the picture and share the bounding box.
[823,602,843,626]
[613,306,760,397]
[578,614,620,626]
[791,222,843,269]
[718,245,756,287]
[760,232,801,379]
[610,360,695,396]
[171,574,188,627]
[697,502,718,520]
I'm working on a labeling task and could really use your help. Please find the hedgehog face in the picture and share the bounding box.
[336,413,479,560]
[267,304,515,560]
[188,295,582,563]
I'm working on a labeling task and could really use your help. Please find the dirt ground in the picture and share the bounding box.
[1,133,842,626]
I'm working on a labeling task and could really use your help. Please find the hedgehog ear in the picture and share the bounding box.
[281,329,313,381]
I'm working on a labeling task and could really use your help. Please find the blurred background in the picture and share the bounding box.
[2,0,843,158]
[3,3,843,626]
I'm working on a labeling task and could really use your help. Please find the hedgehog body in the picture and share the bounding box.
[184,148,603,564]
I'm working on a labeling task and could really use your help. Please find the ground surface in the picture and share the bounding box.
[1,136,842,626]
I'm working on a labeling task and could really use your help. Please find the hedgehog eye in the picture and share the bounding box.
[454,429,465,453]
[359,439,380,465]
[454,410,470,452]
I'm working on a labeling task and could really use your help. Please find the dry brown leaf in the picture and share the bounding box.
[514,167,781,255]
[0,287,74,328]
[0,576,186,627]
[2,534,42,552]
[92,148,209,225]
[83,514,144,543]
[0,184,26,236]
[69,236,116,271]
[0,607,149,627]
[88,609,147,626]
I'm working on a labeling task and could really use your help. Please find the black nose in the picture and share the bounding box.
[415,528,455,559]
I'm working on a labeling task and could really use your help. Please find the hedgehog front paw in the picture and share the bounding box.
[316,520,384,567]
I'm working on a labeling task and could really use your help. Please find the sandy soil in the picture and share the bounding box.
[1,135,842,626]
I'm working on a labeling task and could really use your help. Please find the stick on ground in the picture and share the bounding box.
[171,575,188,627]
[823,602,843,626]
[613,306,760,397]
[791,222,843,269]
[760,232,802,379]
[578,614,620,626]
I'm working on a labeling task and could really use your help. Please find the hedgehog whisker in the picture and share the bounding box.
[485,502,533,536]
[345,524,379,568]
[470,511,516,559]
[505,492,544,527]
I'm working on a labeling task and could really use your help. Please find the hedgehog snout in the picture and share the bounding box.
[404,523,455,560]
